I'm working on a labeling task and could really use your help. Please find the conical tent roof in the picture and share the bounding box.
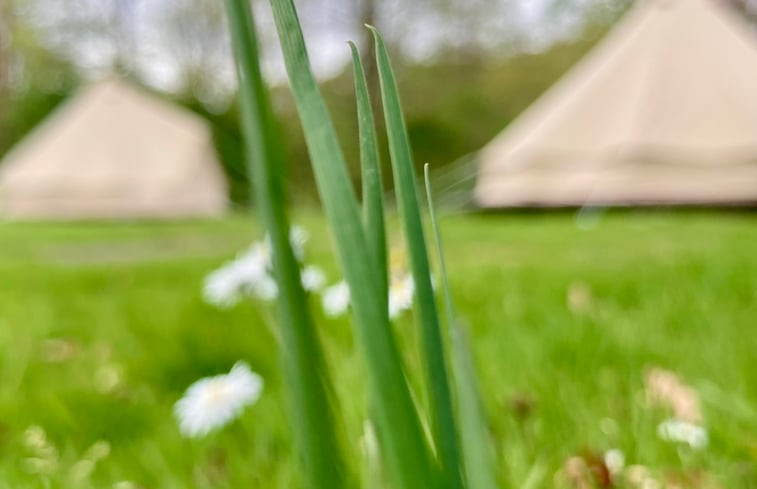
[0,78,228,218]
[475,0,757,207]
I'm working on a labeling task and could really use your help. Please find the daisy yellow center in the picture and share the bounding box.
[391,281,405,294]
[202,380,230,406]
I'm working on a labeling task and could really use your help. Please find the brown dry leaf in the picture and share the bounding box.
[508,393,535,421]
[644,367,702,423]
[581,450,612,488]
[567,281,593,314]
[40,338,80,363]
[555,456,594,489]
[555,452,613,489]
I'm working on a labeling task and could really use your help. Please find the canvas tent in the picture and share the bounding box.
[475,0,757,207]
[0,78,228,218]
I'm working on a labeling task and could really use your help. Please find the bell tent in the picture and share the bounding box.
[475,0,757,207]
[0,78,228,218]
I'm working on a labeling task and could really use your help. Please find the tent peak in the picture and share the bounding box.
[474,0,757,207]
[0,75,228,219]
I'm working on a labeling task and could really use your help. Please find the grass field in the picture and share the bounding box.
[1,212,756,488]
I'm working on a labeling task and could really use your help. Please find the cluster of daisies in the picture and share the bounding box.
[201,226,415,319]
[202,226,319,307]
[176,227,417,438]
[322,248,416,319]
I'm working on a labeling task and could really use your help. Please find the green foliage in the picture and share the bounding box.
[349,42,387,300]
[182,101,251,207]
[0,80,75,158]
[425,164,498,489]
[370,27,463,489]
[224,1,353,488]
[263,0,440,487]
[0,13,79,158]
[2,213,757,488]
[223,4,622,489]
[288,37,600,185]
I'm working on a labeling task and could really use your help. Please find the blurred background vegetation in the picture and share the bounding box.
[2,0,757,206]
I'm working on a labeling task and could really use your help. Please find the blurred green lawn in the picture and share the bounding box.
[1,212,756,488]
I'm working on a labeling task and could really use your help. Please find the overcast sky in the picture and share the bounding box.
[18,0,620,105]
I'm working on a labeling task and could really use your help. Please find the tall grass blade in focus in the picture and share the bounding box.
[224,1,353,487]
[369,26,464,489]
[425,164,499,489]
[349,41,387,301]
[266,1,437,488]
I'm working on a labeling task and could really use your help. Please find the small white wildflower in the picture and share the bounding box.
[322,281,350,317]
[263,226,308,262]
[301,265,326,292]
[237,242,271,275]
[657,418,708,449]
[604,449,625,476]
[174,362,263,438]
[289,226,309,261]
[202,244,270,307]
[388,274,414,319]
[203,265,244,308]
[249,273,278,301]
[359,420,379,460]
[203,227,310,307]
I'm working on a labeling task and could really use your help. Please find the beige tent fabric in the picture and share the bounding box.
[475,0,757,207]
[0,78,228,218]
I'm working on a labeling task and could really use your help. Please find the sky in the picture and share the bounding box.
[17,0,620,104]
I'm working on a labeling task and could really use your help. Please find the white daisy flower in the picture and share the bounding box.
[203,265,244,308]
[238,242,271,274]
[322,281,350,317]
[232,243,281,302]
[249,273,278,301]
[263,226,309,263]
[203,225,313,307]
[202,244,269,307]
[289,226,309,261]
[657,418,708,449]
[388,273,414,319]
[174,362,263,438]
[604,449,625,476]
[301,265,326,292]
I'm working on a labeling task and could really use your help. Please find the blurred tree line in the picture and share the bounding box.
[1,0,755,206]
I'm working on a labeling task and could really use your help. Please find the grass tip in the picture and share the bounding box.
[365,24,382,40]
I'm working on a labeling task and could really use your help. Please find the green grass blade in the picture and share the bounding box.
[224,1,352,488]
[266,2,437,488]
[424,164,499,489]
[369,26,463,489]
[349,41,387,302]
